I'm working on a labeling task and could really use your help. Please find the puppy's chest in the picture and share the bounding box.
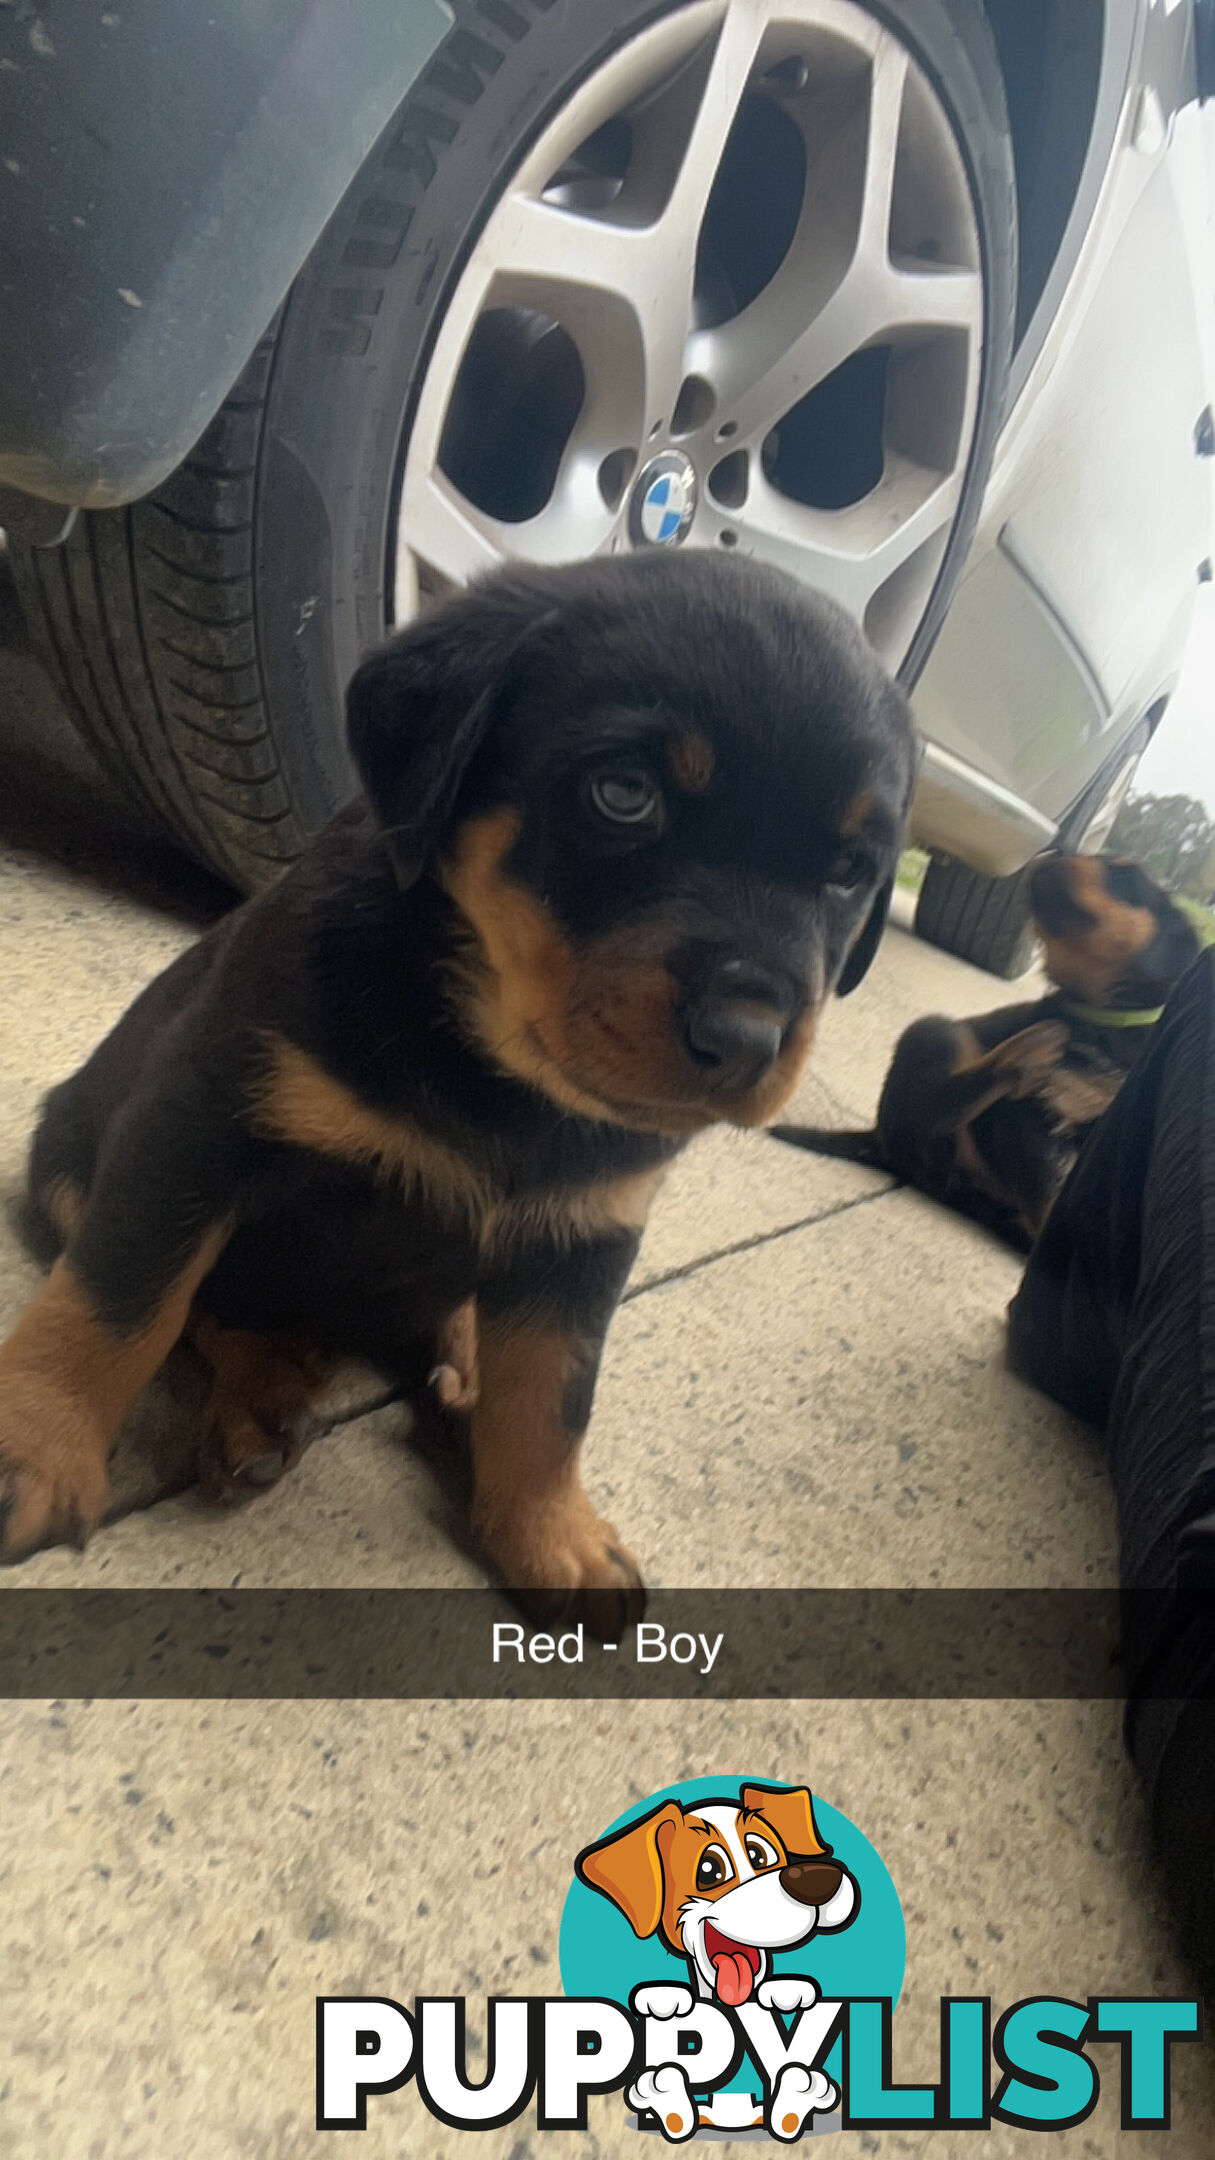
[250,1036,666,1256]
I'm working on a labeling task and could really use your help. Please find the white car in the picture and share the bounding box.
[3,0,1212,972]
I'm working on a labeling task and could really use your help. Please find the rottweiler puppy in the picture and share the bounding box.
[0,553,913,1624]
[774,852,1200,1248]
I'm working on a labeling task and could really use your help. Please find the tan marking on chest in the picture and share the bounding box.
[253,1035,491,1228]
[250,1036,666,1254]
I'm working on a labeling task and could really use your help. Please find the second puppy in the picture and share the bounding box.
[774,853,1199,1247]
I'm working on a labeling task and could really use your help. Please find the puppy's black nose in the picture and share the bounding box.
[682,1001,784,1091]
[681,960,792,1091]
[779,1859,844,1907]
[680,959,794,1091]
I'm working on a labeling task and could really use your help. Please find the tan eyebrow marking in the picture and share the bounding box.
[667,731,715,793]
[840,788,876,837]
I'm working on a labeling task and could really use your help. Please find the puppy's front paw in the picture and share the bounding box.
[633,1983,695,2020]
[757,1975,820,2014]
[0,1384,109,1559]
[481,1496,646,1641]
[628,2065,697,2143]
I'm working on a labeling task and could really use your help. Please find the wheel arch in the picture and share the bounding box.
[980,0,1134,407]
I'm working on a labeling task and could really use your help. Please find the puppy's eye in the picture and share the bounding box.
[696,1845,732,1890]
[588,767,664,829]
[744,1836,778,1872]
[825,847,873,894]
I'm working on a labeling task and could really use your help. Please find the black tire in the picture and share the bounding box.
[915,719,1154,978]
[11,0,1017,889]
[914,854,1042,979]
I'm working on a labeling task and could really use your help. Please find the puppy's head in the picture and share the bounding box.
[1029,852,1200,1006]
[348,555,914,1135]
[576,1784,858,2006]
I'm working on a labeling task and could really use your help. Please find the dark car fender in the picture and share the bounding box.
[0,0,450,515]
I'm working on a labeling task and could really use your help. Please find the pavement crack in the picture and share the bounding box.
[623,1180,898,1302]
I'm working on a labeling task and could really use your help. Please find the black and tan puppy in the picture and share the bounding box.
[775,852,1200,1248]
[0,554,913,1622]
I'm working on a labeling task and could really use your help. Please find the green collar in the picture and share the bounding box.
[1058,996,1165,1030]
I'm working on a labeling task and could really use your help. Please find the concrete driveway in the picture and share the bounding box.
[0,625,1209,2157]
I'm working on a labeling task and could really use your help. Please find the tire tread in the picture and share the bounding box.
[10,324,306,886]
[915,856,1038,978]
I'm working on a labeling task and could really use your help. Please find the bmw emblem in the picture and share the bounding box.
[629,451,698,548]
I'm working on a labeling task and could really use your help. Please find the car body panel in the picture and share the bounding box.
[911,0,1215,867]
[0,0,451,508]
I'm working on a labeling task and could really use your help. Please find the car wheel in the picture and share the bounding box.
[11,0,1016,888]
[914,721,1153,979]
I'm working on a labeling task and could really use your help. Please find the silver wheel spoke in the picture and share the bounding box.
[490,191,645,300]
[528,0,770,427]
[694,273,888,451]
[857,34,911,260]
[492,0,763,434]
[886,264,982,332]
[733,462,963,618]
[691,35,979,443]
[694,257,980,449]
[660,0,769,241]
[397,471,508,588]
[493,194,688,427]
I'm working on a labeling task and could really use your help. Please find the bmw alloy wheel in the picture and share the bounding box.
[396,0,988,675]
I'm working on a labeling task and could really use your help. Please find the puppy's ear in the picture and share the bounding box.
[837,712,917,998]
[346,582,549,887]
[741,1784,831,1861]
[575,1802,682,1939]
[836,878,893,997]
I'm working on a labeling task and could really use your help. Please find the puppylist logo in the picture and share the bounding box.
[316,1776,1202,2140]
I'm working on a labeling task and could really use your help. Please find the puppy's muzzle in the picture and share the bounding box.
[1028,851,1090,937]
[779,1859,844,1906]
[680,961,792,1094]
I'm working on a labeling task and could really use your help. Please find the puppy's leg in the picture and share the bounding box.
[0,1231,228,1555]
[0,1075,249,1557]
[191,1318,336,1501]
[471,1234,642,1635]
[920,1021,1070,1136]
[471,1319,643,1631]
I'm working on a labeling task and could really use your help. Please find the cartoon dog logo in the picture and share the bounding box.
[576,1783,859,2137]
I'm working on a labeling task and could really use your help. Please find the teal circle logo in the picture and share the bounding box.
[559,1776,904,2137]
